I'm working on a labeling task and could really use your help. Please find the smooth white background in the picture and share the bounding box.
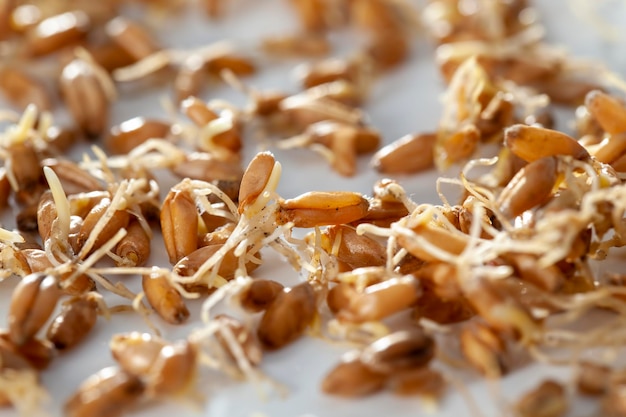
[1,1,626,416]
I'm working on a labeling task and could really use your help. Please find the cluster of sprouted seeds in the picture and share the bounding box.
[3,0,626,416]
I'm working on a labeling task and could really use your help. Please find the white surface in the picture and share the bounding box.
[1,1,626,416]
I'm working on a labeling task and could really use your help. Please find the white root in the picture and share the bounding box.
[0,228,24,244]
[113,40,236,81]
[8,104,37,146]
[43,166,70,241]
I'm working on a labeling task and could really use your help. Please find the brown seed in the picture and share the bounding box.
[294,121,380,172]
[588,132,626,165]
[465,279,537,339]
[62,3,118,26]
[354,128,380,154]
[329,126,358,176]
[171,152,243,187]
[366,30,409,71]
[87,41,136,73]
[46,294,99,351]
[278,191,370,227]
[238,151,276,214]
[338,275,421,323]
[174,244,259,283]
[105,117,171,155]
[321,224,386,271]
[76,198,131,255]
[252,90,289,117]
[484,53,559,85]
[321,350,387,397]
[372,133,437,174]
[37,190,56,243]
[202,0,222,18]
[114,220,151,267]
[142,270,190,325]
[237,279,284,313]
[174,55,208,103]
[412,262,461,300]
[16,203,38,232]
[180,96,219,126]
[0,66,52,111]
[257,282,317,350]
[357,199,409,227]
[460,323,507,378]
[350,0,406,33]
[0,337,33,371]
[360,328,435,375]
[20,249,49,274]
[504,124,589,163]
[105,16,161,61]
[205,54,256,78]
[25,11,90,57]
[9,140,42,194]
[145,340,197,397]
[297,58,365,90]
[0,331,55,370]
[327,282,356,314]
[161,187,199,264]
[602,376,626,417]
[611,152,626,172]
[60,57,111,138]
[43,125,79,156]
[291,119,374,151]
[435,124,481,170]
[477,94,516,138]
[585,90,626,135]
[110,332,167,376]
[65,367,144,417]
[496,156,558,219]
[261,33,331,57]
[503,253,564,292]
[412,285,474,324]
[21,248,96,295]
[390,367,446,398]
[8,273,62,345]
[0,0,16,40]
[514,379,568,417]
[576,361,610,396]
[0,168,10,209]
[289,0,328,32]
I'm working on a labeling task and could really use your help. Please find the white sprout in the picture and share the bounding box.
[43,166,70,241]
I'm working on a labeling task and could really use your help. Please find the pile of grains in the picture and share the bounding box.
[1,1,626,417]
